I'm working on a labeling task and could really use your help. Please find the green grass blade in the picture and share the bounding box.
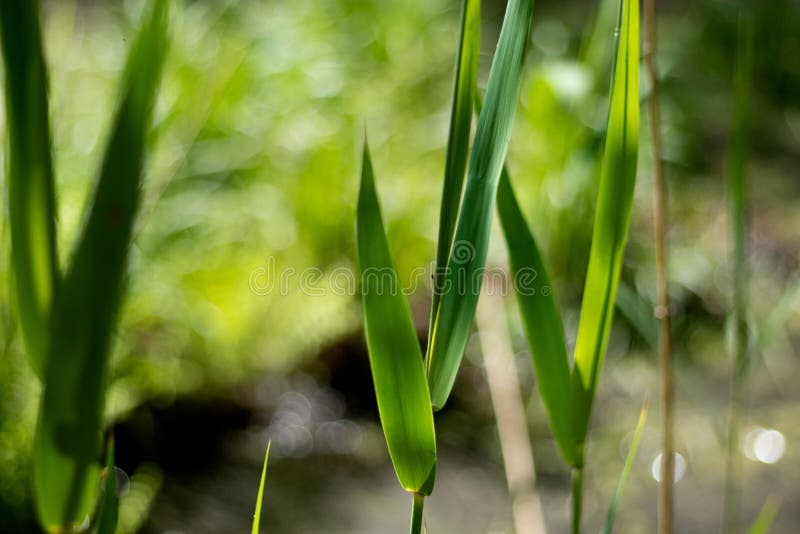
[357,141,437,494]
[496,169,576,466]
[0,0,58,377]
[33,1,168,529]
[427,0,480,358]
[601,401,647,534]
[569,0,639,452]
[252,440,271,534]
[427,0,534,410]
[748,495,780,534]
[91,437,118,534]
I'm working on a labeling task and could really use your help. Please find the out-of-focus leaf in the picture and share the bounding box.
[252,440,271,534]
[569,0,639,454]
[91,437,118,534]
[33,1,168,529]
[357,142,437,494]
[496,168,576,466]
[427,0,480,357]
[427,0,533,410]
[615,282,658,349]
[601,401,647,534]
[0,0,58,377]
[748,495,780,534]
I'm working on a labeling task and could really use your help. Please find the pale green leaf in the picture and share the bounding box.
[357,142,437,494]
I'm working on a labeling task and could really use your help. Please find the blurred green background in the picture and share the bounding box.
[0,0,798,532]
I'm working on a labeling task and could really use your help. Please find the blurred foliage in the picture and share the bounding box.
[0,0,798,531]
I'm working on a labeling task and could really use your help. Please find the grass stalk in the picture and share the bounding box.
[410,493,425,534]
[571,467,583,534]
[642,0,674,532]
[722,11,753,533]
[477,285,546,534]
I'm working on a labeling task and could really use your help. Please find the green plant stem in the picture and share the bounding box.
[410,493,425,534]
[722,11,753,533]
[571,467,583,534]
[643,0,674,532]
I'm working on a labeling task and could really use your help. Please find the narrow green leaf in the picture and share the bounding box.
[33,1,168,529]
[748,495,780,534]
[427,0,534,410]
[427,0,480,358]
[91,437,118,534]
[0,0,58,377]
[601,401,647,534]
[357,141,437,494]
[727,7,754,383]
[569,0,639,453]
[252,440,271,534]
[496,169,576,466]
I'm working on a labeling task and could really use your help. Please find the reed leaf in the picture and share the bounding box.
[0,0,58,377]
[427,0,480,361]
[357,142,437,494]
[601,401,647,534]
[33,1,168,528]
[427,0,533,410]
[496,168,576,465]
[90,437,118,534]
[569,0,639,454]
[252,441,271,534]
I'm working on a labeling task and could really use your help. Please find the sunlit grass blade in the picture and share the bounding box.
[33,1,168,529]
[91,437,118,534]
[748,495,780,534]
[600,400,647,534]
[427,0,534,410]
[569,0,639,452]
[252,440,271,534]
[357,141,437,495]
[0,0,58,377]
[427,0,480,357]
[496,168,576,466]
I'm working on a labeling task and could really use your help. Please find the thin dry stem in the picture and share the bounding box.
[477,283,546,534]
[643,0,674,532]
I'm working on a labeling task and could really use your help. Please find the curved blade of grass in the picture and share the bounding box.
[252,440,271,534]
[33,1,168,529]
[427,0,534,410]
[427,0,480,359]
[569,0,639,453]
[0,0,58,377]
[357,141,437,494]
[496,168,576,466]
[601,400,647,534]
[91,437,118,534]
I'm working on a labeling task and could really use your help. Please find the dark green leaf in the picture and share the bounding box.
[427,0,534,410]
[33,1,168,528]
[496,169,576,466]
[0,0,58,377]
[427,0,480,358]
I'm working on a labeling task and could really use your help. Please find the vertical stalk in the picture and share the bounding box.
[477,285,547,534]
[643,0,674,532]
[410,493,425,534]
[571,467,583,534]
[722,12,753,533]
